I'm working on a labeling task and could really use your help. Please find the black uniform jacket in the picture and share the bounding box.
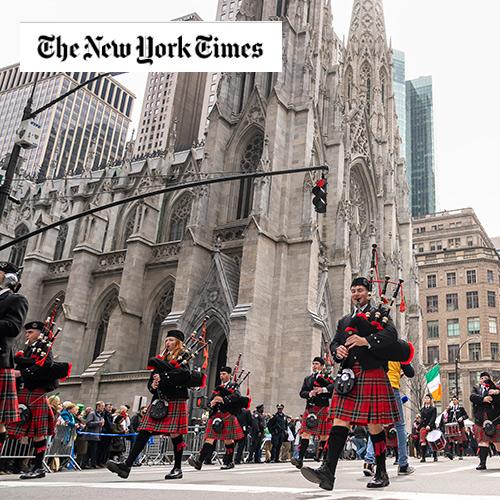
[250,411,266,436]
[299,373,334,408]
[447,405,469,429]
[0,289,29,369]
[209,382,243,415]
[419,405,437,430]
[330,308,399,371]
[470,382,500,424]
[147,357,204,401]
[19,349,59,392]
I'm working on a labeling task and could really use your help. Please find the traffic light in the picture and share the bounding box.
[312,178,327,213]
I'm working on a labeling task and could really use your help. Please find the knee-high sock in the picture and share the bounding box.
[421,444,427,458]
[125,431,150,467]
[479,446,489,466]
[317,440,326,459]
[298,438,309,460]
[199,442,215,463]
[370,431,387,475]
[171,435,185,469]
[33,439,47,470]
[224,442,235,464]
[325,426,349,476]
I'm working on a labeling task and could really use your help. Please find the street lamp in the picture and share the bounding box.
[0,72,126,217]
[454,338,472,399]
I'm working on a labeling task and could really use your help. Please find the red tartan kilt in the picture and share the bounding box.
[0,368,19,424]
[473,423,500,444]
[205,412,244,441]
[138,399,188,435]
[385,426,398,447]
[419,427,429,445]
[300,406,332,437]
[331,363,399,425]
[6,387,54,438]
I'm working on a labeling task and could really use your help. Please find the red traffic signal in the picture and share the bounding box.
[312,178,327,213]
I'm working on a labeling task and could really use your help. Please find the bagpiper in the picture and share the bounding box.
[291,356,333,469]
[442,396,468,460]
[188,366,245,470]
[0,262,28,456]
[7,321,71,479]
[107,330,205,480]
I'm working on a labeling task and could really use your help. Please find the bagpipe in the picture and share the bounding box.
[14,299,71,385]
[348,244,414,365]
[147,321,212,389]
[209,353,251,418]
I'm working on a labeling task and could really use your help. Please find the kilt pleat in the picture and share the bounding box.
[300,406,332,437]
[204,411,244,441]
[6,387,54,438]
[0,368,19,424]
[138,399,188,435]
[473,423,500,444]
[331,363,399,425]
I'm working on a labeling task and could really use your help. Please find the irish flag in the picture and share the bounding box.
[425,363,442,401]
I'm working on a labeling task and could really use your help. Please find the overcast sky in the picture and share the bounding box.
[3,0,499,236]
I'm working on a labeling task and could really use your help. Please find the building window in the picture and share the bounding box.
[448,372,458,396]
[236,133,264,220]
[168,193,192,241]
[446,293,459,311]
[489,317,498,334]
[492,343,499,360]
[9,224,29,268]
[488,291,496,308]
[53,224,68,261]
[448,344,459,362]
[467,317,480,335]
[430,241,442,251]
[487,270,494,284]
[93,291,118,361]
[446,272,457,286]
[427,295,438,313]
[468,342,481,361]
[149,285,174,360]
[447,318,460,337]
[466,270,477,284]
[427,274,437,288]
[427,346,440,364]
[466,291,479,309]
[427,321,439,339]
[120,207,137,248]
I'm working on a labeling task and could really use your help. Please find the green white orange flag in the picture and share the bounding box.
[425,363,442,401]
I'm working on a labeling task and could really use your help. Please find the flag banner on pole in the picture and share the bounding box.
[425,363,442,401]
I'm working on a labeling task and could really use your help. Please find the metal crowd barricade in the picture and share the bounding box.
[46,425,80,470]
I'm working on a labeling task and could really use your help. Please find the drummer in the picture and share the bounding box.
[442,397,468,460]
[419,394,438,463]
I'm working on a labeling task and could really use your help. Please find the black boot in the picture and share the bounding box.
[367,470,390,488]
[477,446,489,470]
[20,468,46,479]
[106,460,131,479]
[301,426,348,491]
[291,438,309,469]
[165,467,183,480]
[367,431,389,489]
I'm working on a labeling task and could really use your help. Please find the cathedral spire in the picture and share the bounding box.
[348,0,387,46]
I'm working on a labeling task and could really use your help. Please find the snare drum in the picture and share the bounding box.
[444,422,461,438]
[426,429,446,451]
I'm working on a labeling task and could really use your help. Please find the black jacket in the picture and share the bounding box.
[330,309,398,371]
[446,405,468,429]
[267,412,288,438]
[419,405,437,430]
[0,289,29,369]
[250,411,266,436]
[470,382,500,424]
[299,373,334,408]
[209,383,244,415]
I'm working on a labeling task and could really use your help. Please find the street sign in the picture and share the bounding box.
[15,118,41,149]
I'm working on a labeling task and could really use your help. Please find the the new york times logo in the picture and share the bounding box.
[37,35,264,64]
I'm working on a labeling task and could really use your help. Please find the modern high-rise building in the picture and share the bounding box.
[413,208,500,414]
[0,65,134,180]
[133,13,207,155]
[406,75,436,217]
[392,49,406,160]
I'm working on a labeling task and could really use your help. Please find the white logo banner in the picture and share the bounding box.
[20,22,283,72]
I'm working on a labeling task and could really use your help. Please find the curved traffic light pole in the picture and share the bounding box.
[0,165,329,253]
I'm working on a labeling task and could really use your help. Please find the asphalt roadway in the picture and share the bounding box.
[1,456,500,500]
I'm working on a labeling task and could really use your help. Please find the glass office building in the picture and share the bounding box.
[406,76,436,217]
[392,49,406,160]
[0,65,134,180]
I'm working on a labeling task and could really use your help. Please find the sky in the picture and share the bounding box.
[2,0,499,236]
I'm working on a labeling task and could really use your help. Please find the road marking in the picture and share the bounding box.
[420,464,475,476]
